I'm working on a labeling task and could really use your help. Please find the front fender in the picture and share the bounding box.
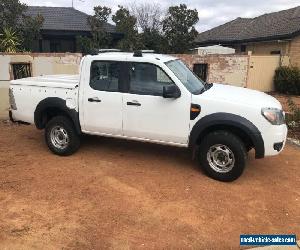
[189,113,265,158]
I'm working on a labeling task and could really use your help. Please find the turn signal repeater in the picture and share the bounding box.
[190,104,201,120]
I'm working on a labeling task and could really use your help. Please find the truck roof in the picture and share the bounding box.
[86,52,177,63]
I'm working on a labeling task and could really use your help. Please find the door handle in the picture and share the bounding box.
[127,101,141,106]
[88,97,101,103]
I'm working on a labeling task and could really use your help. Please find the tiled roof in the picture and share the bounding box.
[25,6,116,33]
[196,6,300,44]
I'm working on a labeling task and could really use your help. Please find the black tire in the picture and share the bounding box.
[45,116,80,156]
[198,130,247,182]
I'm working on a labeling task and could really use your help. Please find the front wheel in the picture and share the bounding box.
[198,130,247,182]
[45,116,80,156]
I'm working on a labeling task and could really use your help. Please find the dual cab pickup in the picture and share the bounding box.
[9,51,287,181]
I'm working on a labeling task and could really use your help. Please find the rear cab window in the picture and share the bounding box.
[90,61,121,92]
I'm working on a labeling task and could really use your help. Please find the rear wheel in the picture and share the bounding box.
[45,116,80,156]
[198,130,247,182]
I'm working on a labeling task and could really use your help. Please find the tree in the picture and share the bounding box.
[76,35,94,54]
[0,0,44,52]
[138,28,168,53]
[162,4,199,53]
[88,6,112,49]
[0,0,27,29]
[21,14,44,51]
[0,27,21,52]
[112,6,139,50]
[130,2,167,52]
[130,3,164,33]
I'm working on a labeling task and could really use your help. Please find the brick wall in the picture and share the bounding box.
[174,54,249,87]
[290,35,300,67]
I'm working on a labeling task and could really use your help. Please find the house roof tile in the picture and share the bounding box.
[196,6,300,44]
[25,6,116,33]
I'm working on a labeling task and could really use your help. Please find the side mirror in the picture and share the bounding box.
[163,85,181,98]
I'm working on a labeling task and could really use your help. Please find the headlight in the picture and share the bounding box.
[261,108,285,125]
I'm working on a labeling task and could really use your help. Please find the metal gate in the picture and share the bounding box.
[247,55,280,92]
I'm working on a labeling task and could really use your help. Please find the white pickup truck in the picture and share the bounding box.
[9,51,287,181]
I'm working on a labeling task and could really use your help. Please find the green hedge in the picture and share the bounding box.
[274,66,300,95]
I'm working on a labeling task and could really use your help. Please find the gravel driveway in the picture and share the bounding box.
[0,122,299,249]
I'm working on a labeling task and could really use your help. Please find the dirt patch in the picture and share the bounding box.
[270,93,300,140]
[0,122,299,249]
[270,93,300,112]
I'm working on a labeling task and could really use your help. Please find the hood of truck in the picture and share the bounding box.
[197,83,282,109]
[10,74,79,89]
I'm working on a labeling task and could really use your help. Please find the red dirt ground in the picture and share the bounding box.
[270,93,300,112]
[0,122,299,249]
[270,93,300,140]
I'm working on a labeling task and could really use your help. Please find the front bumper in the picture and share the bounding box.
[262,124,288,156]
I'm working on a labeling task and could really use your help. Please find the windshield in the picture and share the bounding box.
[165,59,205,94]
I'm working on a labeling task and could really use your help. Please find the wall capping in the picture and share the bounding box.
[0,52,82,57]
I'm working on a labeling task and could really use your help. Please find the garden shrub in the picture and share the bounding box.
[274,66,300,95]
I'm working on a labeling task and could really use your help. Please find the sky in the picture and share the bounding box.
[20,0,300,32]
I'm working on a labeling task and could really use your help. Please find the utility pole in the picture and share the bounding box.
[72,0,85,9]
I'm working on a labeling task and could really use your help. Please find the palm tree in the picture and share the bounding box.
[0,28,21,53]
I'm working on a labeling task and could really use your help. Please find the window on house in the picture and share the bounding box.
[11,63,32,80]
[270,51,281,55]
[193,63,208,82]
[241,45,247,53]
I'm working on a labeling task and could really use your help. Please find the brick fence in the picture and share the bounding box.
[174,54,249,87]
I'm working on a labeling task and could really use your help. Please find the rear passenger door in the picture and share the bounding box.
[122,62,190,145]
[82,60,124,135]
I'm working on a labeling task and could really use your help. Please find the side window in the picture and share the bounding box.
[90,61,120,92]
[129,63,173,96]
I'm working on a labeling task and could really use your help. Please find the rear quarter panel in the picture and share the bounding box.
[10,84,77,124]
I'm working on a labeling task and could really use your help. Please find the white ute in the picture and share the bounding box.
[9,51,288,181]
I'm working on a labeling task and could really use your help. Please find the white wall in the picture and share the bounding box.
[0,86,9,119]
[0,53,82,119]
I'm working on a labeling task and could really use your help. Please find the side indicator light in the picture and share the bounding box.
[191,107,201,112]
[190,104,201,120]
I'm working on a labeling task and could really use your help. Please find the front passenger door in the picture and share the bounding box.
[122,62,190,144]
